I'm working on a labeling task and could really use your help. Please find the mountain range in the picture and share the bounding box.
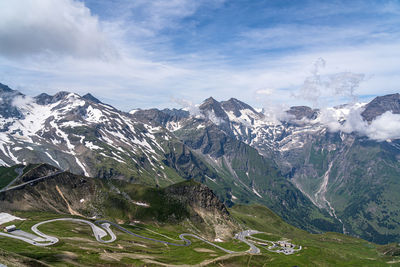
[1,82,400,244]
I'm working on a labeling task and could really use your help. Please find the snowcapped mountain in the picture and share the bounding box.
[0,83,203,186]
[1,82,400,244]
[137,94,400,244]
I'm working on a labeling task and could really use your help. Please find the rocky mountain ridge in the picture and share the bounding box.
[133,93,400,243]
[1,82,400,243]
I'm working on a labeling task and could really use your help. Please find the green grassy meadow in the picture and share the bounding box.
[0,206,399,266]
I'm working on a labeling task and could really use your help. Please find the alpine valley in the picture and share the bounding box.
[1,82,400,266]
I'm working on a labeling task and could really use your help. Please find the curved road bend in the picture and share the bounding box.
[32,218,116,244]
[2,218,241,253]
[234,230,261,254]
[0,232,55,247]
[96,220,234,253]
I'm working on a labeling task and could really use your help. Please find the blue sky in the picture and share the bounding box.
[0,0,400,110]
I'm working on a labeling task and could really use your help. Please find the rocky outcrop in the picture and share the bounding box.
[82,93,102,104]
[221,98,261,118]
[166,180,230,216]
[0,83,24,119]
[165,180,239,240]
[199,97,230,122]
[361,93,400,122]
[286,106,319,120]
[0,171,101,216]
[20,163,60,183]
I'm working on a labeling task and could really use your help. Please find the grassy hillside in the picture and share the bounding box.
[0,164,23,189]
[0,164,399,266]
[226,205,400,266]
[0,205,398,266]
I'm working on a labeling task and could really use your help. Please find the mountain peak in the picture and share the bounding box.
[199,97,228,121]
[0,83,14,93]
[82,93,101,104]
[361,93,400,122]
[34,91,79,105]
[202,96,219,105]
[35,93,53,105]
[221,98,258,117]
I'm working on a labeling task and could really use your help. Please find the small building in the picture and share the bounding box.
[4,225,16,232]
[278,241,292,248]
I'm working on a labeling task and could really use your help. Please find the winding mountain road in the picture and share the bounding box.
[1,218,243,254]
[1,217,302,256]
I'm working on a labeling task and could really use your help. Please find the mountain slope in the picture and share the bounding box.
[0,84,212,187]
[134,94,400,244]
[133,102,340,233]
[2,82,400,244]
[0,163,239,241]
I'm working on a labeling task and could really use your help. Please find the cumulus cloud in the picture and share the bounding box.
[317,105,400,141]
[261,104,294,125]
[172,97,203,117]
[0,0,114,59]
[366,112,400,140]
[297,58,365,107]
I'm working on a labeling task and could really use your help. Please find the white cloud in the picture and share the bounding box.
[0,0,399,112]
[11,95,34,109]
[366,112,400,141]
[172,97,202,117]
[296,58,365,107]
[0,0,114,59]
[255,88,274,96]
[317,105,400,141]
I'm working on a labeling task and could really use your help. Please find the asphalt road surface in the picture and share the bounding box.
[234,230,261,254]
[1,217,260,254]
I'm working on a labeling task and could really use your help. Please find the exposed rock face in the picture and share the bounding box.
[166,181,230,216]
[161,108,190,121]
[286,106,319,120]
[162,141,220,182]
[82,93,102,104]
[199,97,230,122]
[165,181,239,240]
[361,93,400,122]
[0,83,24,119]
[35,93,54,105]
[221,98,261,118]
[20,163,60,183]
[133,108,180,126]
[0,171,101,216]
